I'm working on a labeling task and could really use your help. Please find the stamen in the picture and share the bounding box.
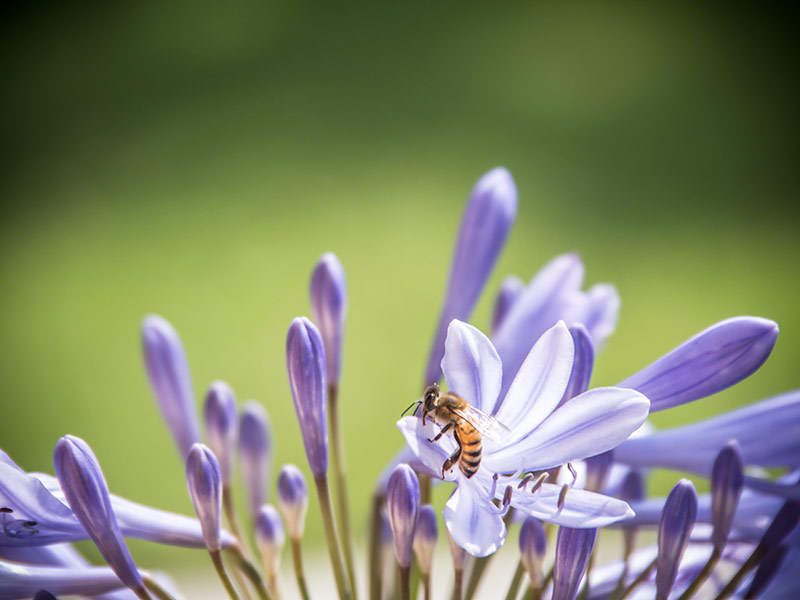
[499,485,514,516]
[557,483,569,513]
[529,472,549,495]
[567,462,578,486]
[1,509,39,537]
[489,473,499,498]
[518,474,533,490]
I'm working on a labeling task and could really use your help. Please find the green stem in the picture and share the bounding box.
[399,565,411,600]
[329,384,359,599]
[211,549,245,600]
[618,558,656,600]
[421,572,431,600]
[678,547,721,600]
[503,559,525,600]
[227,544,273,600]
[712,547,766,600]
[452,567,463,600]
[290,538,312,600]
[315,474,353,600]
[368,491,385,600]
[142,575,178,600]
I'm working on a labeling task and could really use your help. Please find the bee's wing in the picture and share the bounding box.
[450,404,511,442]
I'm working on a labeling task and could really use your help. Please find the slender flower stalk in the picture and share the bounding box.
[53,435,150,600]
[656,480,697,600]
[141,315,202,459]
[448,530,467,600]
[286,317,351,600]
[386,464,421,600]
[239,402,273,520]
[413,505,438,600]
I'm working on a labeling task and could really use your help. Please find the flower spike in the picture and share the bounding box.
[203,380,238,486]
[185,443,223,553]
[310,252,347,387]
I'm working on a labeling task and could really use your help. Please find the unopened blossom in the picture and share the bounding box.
[310,252,347,386]
[141,314,201,459]
[255,504,285,579]
[277,464,309,540]
[711,442,744,550]
[185,444,223,552]
[656,479,697,600]
[399,319,649,556]
[519,517,547,589]
[203,381,238,486]
[239,401,273,517]
[386,464,420,569]
[552,526,596,600]
[413,504,438,576]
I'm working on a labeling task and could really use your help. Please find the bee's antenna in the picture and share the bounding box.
[400,399,422,417]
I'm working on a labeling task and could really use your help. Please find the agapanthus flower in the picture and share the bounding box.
[398,319,650,556]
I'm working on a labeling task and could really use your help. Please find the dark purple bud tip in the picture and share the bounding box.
[286,317,328,479]
[386,464,421,569]
[141,314,201,459]
[310,252,347,386]
[53,435,144,591]
[519,517,547,588]
[552,526,597,600]
[256,504,285,573]
[239,401,272,517]
[656,479,698,600]
[277,464,309,540]
[186,443,223,552]
[203,380,238,486]
[711,441,744,550]
[413,504,438,575]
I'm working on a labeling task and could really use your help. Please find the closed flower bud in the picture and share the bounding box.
[584,451,614,493]
[277,464,309,540]
[413,504,438,576]
[386,464,421,569]
[141,314,201,459]
[552,526,596,600]
[519,517,547,589]
[186,443,223,552]
[310,252,347,387]
[286,317,328,479]
[203,380,238,486]
[491,275,524,336]
[53,435,145,595]
[239,401,273,517]
[656,479,697,600]
[710,441,743,551]
[255,504,285,576]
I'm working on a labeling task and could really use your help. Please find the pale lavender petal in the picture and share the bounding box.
[492,322,574,449]
[491,275,524,337]
[745,477,800,500]
[552,527,596,600]
[310,252,347,386]
[493,253,584,395]
[443,480,505,557]
[141,315,201,459]
[617,316,779,412]
[613,390,800,475]
[575,283,620,349]
[486,387,649,474]
[509,483,634,528]
[0,560,126,598]
[396,416,458,483]
[441,320,502,414]
[559,324,594,406]
[424,167,518,385]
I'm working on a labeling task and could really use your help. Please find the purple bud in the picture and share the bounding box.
[310,252,347,386]
[53,435,144,593]
[618,316,779,412]
[552,526,597,600]
[203,381,238,486]
[656,479,697,600]
[618,469,646,503]
[286,317,328,479]
[141,314,201,459]
[255,504,285,575]
[745,545,788,599]
[34,592,57,600]
[239,401,273,517]
[186,443,223,552]
[277,464,309,540]
[413,504,438,576]
[584,451,614,493]
[425,167,518,384]
[519,517,547,588]
[711,442,744,551]
[559,324,595,406]
[491,275,524,337]
[386,464,421,569]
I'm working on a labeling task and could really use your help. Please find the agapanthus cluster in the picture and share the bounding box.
[0,167,797,600]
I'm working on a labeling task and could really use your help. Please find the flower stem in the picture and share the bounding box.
[227,544,273,600]
[452,567,463,600]
[290,538,312,600]
[399,565,411,600]
[677,547,721,600]
[617,558,656,600]
[368,491,385,600]
[315,474,354,600]
[329,384,359,599]
[503,559,525,600]
[142,575,180,600]
[211,549,245,600]
[421,572,432,600]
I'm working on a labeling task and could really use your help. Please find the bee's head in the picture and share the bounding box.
[422,383,440,413]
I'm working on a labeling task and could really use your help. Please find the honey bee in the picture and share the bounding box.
[405,383,510,479]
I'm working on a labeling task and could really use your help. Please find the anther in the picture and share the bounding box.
[557,483,569,513]
[529,472,549,495]
[489,472,499,498]
[518,474,533,490]
[0,507,12,513]
[498,485,514,516]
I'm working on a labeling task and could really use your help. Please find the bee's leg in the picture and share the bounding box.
[428,422,452,443]
[441,446,462,479]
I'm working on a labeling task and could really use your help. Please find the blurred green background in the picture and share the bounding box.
[1,0,798,570]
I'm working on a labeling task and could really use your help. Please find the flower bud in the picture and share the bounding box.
[491,275,524,336]
[310,252,347,387]
[519,517,547,589]
[386,464,421,569]
[286,317,328,479]
[277,464,309,540]
[711,441,743,551]
[425,167,517,384]
[239,401,272,517]
[53,435,144,595]
[141,314,201,459]
[203,380,238,486]
[656,479,697,600]
[413,504,438,576]
[552,526,597,600]
[186,443,223,552]
[255,504,285,576]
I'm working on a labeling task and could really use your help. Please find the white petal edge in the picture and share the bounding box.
[397,416,459,483]
[444,478,506,557]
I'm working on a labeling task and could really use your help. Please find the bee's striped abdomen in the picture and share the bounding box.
[456,421,482,479]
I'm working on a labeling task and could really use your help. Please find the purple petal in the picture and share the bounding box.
[613,390,800,475]
[552,527,597,600]
[0,560,126,598]
[443,479,506,557]
[203,380,238,486]
[574,283,620,349]
[141,314,201,459]
[386,464,421,568]
[424,168,518,385]
[185,443,223,552]
[711,442,744,550]
[310,252,347,386]
[656,480,698,600]
[491,275,524,337]
[239,401,273,517]
[486,387,650,474]
[396,416,458,483]
[441,320,502,414]
[509,483,634,528]
[559,324,595,406]
[617,316,779,412]
[277,464,309,540]
[492,322,574,448]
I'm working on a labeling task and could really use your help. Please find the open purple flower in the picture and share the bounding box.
[398,319,650,556]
